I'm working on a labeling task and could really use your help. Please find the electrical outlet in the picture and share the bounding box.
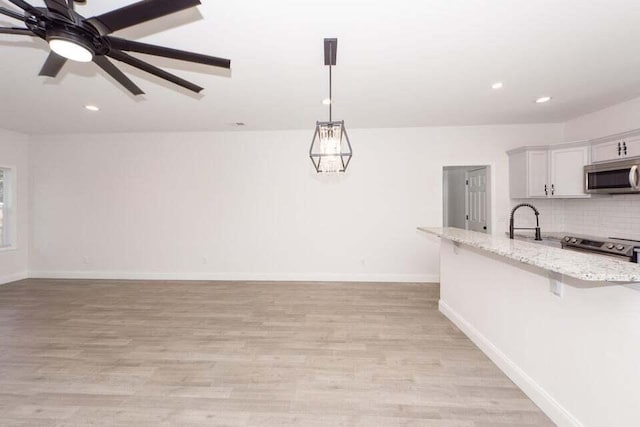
[202,256,208,265]
[82,256,90,265]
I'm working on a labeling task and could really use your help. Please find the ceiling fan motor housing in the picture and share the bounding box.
[0,0,231,95]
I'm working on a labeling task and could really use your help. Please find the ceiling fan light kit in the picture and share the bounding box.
[309,38,353,174]
[47,30,94,62]
[0,0,231,96]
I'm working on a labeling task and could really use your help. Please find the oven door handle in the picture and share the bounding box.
[630,165,640,190]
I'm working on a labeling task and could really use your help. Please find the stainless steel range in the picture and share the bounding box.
[561,235,640,262]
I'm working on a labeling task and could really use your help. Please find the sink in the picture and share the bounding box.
[513,236,562,249]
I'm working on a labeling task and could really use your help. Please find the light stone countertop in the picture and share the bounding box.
[418,227,640,282]
[507,231,567,241]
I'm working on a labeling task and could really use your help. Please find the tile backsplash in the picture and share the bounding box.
[511,194,640,240]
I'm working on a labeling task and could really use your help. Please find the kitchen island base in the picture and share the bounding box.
[438,238,640,427]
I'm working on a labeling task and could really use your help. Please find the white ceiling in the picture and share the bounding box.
[1,0,640,134]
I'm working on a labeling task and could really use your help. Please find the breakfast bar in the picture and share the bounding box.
[419,227,640,282]
[419,227,640,427]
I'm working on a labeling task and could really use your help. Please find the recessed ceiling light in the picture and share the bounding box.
[84,105,99,111]
[491,82,503,90]
[536,96,552,104]
[322,98,332,105]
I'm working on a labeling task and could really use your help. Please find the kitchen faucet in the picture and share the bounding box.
[509,203,542,241]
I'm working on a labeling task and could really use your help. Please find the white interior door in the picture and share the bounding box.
[466,167,488,233]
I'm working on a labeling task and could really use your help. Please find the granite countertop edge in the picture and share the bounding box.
[418,227,640,283]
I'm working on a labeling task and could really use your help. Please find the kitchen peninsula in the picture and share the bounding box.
[419,227,640,427]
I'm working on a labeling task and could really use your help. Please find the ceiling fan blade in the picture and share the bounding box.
[6,0,41,16]
[94,56,144,96]
[38,51,67,77]
[108,49,203,93]
[43,0,72,19]
[107,37,231,69]
[87,0,201,35]
[0,27,34,35]
[0,6,25,21]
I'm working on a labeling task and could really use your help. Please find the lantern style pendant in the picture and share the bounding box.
[309,38,353,173]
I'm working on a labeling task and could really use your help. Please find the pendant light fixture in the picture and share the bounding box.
[310,38,353,173]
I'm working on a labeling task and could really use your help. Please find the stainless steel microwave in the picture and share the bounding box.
[585,159,640,194]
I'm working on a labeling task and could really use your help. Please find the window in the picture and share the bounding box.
[0,169,4,245]
[0,167,14,248]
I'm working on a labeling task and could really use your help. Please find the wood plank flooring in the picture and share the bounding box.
[0,279,553,426]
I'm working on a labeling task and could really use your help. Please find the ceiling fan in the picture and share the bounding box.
[0,0,231,95]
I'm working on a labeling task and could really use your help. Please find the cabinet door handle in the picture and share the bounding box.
[544,184,548,196]
[618,142,622,156]
[624,141,628,156]
[551,184,555,195]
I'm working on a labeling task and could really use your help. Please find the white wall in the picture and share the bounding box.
[0,129,29,284]
[564,96,640,140]
[28,124,562,282]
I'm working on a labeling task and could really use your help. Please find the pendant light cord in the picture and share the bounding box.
[329,65,332,122]
[329,42,333,122]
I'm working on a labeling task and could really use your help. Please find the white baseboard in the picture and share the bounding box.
[29,271,440,283]
[0,271,29,285]
[439,300,583,427]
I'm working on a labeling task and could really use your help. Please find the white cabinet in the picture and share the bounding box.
[592,139,622,163]
[508,148,549,198]
[591,134,640,163]
[526,150,549,198]
[508,143,590,199]
[627,138,640,158]
[549,146,590,197]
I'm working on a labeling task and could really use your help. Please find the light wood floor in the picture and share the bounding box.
[0,279,553,426]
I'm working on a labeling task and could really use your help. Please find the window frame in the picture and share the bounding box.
[0,165,17,252]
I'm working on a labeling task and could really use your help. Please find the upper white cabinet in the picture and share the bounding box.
[526,150,549,198]
[549,146,590,197]
[508,142,590,199]
[591,133,640,163]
